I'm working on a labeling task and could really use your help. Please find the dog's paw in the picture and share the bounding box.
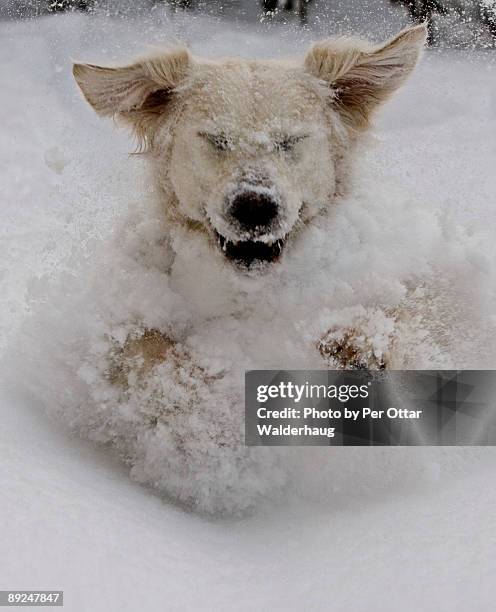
[107,329,176,387]
[107,328,223,391]
[318,327,389,370]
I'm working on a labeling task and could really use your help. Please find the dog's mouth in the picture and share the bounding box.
[215,231,286,268]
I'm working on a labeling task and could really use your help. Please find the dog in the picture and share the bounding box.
[73,24,428,377]
[12,24,430,514]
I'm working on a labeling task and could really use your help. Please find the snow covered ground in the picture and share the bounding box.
[1,5,496,611]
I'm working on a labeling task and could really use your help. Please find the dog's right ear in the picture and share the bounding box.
[73,48,191,147]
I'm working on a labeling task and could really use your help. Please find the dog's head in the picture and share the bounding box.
[73,25,426,273]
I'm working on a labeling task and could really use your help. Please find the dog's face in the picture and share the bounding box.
[168,63,335,269]
[73,25,426,272]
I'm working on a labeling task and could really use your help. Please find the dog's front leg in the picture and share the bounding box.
[107,329,180,388]
[107,327,222,392]
[318,309,399,370]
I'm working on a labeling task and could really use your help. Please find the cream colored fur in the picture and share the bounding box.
[73,24,427,370]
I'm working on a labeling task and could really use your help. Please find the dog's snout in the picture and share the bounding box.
[229,192,278,230]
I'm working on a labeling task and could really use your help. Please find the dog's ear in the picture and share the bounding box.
[73,47,191,148]
[304,24,427,130]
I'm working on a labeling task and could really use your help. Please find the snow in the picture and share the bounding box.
[1,5,496,611]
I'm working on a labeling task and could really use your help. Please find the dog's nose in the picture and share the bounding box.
[229,192,278,230]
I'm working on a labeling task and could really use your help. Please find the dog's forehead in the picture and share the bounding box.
[188,60,325,130]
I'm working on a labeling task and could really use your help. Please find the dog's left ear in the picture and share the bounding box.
[304,24,427,130]
[73,47,191,148]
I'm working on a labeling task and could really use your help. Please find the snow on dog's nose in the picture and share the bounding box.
[214,185,287,270]
[229,191,279,232]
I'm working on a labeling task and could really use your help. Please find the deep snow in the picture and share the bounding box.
[1,5,496,611]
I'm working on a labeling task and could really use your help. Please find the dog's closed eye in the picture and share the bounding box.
[274,134,308,153]
[199,132,233,152]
